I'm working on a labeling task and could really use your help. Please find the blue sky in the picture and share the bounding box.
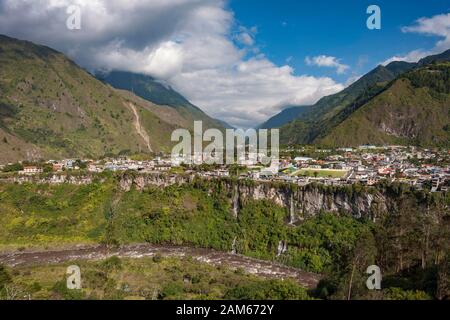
[229,0,450,82]
[0,0,449,127]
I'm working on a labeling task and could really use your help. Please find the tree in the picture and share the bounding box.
[0,264,12,299]
[43,163,53,173]
[75,159,87,169]
[436,252,450,300]
[346,231,377,300]
[2,163,23,172]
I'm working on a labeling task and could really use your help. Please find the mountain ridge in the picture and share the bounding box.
[317,61,450,147]
[259,59,417,131]
[97,70,225,130]
[276,49,450,147]
[258,106,310,129]
[0,34,217,162]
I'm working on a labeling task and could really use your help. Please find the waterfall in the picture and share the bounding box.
[277,241,287,257]
[289,192,297,225]
[231,237,237,255]
[232,184,239,218]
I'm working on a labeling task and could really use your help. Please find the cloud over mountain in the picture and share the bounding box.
[0,0,343,127]
[383,13,450,65]
[305,55,350,74]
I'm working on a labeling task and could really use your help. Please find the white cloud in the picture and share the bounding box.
[305,55,350,74]
[381,49,430,65]
[173,57,343,127]
[0,0,344,128]
[382,13,450,65]
[96,40,184,79]
[402,12,450,48]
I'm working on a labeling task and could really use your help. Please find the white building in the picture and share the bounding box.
[19,166,43,175]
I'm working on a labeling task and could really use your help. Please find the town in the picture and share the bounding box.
[1,145,449,192]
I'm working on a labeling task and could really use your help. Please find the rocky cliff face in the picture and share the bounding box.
[225,181,387,221]
[118,173,195,192]
[0,172,437,223]
[118,173,389,222]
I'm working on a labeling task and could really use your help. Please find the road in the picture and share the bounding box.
[0,244,321,289]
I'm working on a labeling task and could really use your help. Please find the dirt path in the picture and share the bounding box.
[127,103,152,153]
[0,244,321,289]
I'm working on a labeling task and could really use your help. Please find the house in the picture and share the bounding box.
[214,169,229,177]
[338,148,354,152]
[154,164,171,172]
[20,166,43,175]
[87,164,103,173]
[359,145,377,150]
[52,163,64,172]
[294,157,313,163]
[64,159,75,169]
[259,170,275,178]
[431,178,440,192]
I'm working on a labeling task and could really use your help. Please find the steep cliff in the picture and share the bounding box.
[3,171,443,224]
[115,173,444,223]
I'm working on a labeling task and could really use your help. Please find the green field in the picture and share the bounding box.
[292,168,348,178]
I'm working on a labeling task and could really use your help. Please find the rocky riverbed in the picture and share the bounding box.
[0,244,321,289]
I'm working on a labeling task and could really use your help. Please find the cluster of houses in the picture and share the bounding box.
[2,145,449,192]
[11,157,173,176]
[273,146,450,192]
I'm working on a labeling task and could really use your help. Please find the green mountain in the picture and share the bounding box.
[0,35,211,162]
[97,71,225,130]
[318,62,450,147]
[277,61,416,143]
[418,49,450,66]
[258,106,310,129]
[278,50,450,147]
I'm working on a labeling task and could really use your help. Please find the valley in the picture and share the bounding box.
[0,30,449,302]
[0,243,321,288]
[0,171,448,299]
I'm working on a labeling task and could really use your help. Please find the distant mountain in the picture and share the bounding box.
[278,49,450,147]
[263,59,416,138]
[258,106,310,129]
[0,35,206,162]
[318,61,450,147]
[418,49,450,66]
[97,71,225,130]
[216,119,235,129]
